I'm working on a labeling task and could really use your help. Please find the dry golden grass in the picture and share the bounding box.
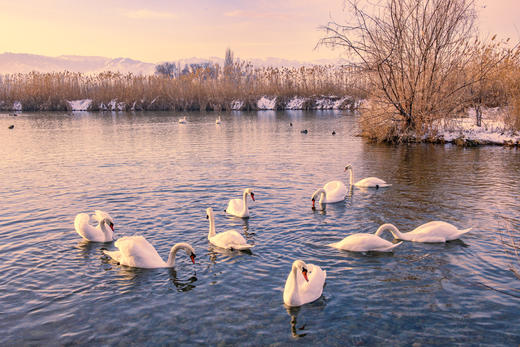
[0,64,367,111]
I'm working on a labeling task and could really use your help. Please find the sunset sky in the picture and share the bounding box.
[0,0,518,63]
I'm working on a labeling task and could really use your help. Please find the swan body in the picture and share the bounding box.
[226,188,255,218]
[375,222,472,243]
[103,236,196,268]
[74,210,115,242]
[178,116,187,124]
[215,116,221,124]
[345,164,391,188]
[206,207,253,250]
[329,233,402,252]
[283,260,326,307]
[311,180,347,209]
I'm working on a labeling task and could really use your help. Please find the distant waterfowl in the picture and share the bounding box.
[226,188,255,218]
[290,122,293,126]
[103,236,196,269]
[300,129,308,134]
[215,116,221,124]
[8,125,14,129]
[328,232,402,252]
[345,164,390,188]
[206,207,253,250]
[74,210,115,242]
[9,113,17,117]
[283,260,326,307]
[332,130,336,135]
[178,116,187,124]
[375,222,472,243]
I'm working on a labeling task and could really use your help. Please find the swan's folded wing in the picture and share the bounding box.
[300,264,326,303]
[114,236,162,267]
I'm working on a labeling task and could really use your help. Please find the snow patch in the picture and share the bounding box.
[257,96,276,110]
[12,101,22,111]
[231,100,244,110]
[67,99,92,111]
[108,99,126,111]
[315,98,335,109]
[286,97,306,110]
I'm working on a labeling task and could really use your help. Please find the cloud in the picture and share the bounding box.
[224,9,296,21]
[122,9,177,19]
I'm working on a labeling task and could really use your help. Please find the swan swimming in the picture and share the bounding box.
[206,207,253,250]
[311,180,347,209]
[328,231,403,252]
[226,188,255,218]
[375,222,472,243]
[215,116,221,124]
[178,116,187,124]
[74,210,115,242]
[283,260,326,307]
[103,236,196,268]
[345,164,391,188]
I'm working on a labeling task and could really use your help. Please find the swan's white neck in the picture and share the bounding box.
[375,223,403,239]
[288,266,301,302]
[166,243,191,267]
[241,190,250,215]
[207,211,216,239]
[312,188,326,205]
[98,219,113,241]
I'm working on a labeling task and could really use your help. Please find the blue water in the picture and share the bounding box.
[1,111,519,345]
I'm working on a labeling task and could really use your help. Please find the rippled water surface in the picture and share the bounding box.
[1,111,519,345]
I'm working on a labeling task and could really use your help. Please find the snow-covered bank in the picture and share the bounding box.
[433,108,520,146]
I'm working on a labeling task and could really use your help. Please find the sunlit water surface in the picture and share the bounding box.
[1,111,519,345]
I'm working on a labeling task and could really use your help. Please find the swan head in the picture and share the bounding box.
[95,210,114,231]
[344,164,352,171]
[292,260,309,282]
[206,207,214,219]
[311,188,325,209]
[245,188,255,201]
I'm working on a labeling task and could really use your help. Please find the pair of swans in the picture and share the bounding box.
[328,221,472,252]
[75,210,196,269]
[206,207,253,250]
[311,164,390,209]
[226,188,255,218]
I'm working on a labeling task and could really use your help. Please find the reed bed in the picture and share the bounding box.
[0,64,367,112]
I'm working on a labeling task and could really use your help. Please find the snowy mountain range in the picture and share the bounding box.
[0,52,347,75]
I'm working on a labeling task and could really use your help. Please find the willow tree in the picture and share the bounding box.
[319,0,478,139]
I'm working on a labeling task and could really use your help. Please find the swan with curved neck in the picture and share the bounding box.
[103,236,196,268]
[344,164,391,188]
[215,116,221,124]
[74,210,115,242]
[375,222,472,243]
[283,260,326,307]
[226,188,255,218]
[178,116,187,123]
[328,230,402,252]
[311,179,347,209]
[206,207,253,250]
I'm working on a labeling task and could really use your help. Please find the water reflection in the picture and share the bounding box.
[169,269,197,292]
[74,240,103,259]
[285,305,307,338]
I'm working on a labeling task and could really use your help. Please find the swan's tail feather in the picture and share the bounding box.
[327,242,339,248]
[232,243,254,251]
[455,227,472,238]
[374,241,403,252]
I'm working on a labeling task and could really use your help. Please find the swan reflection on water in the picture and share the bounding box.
[285,305,307,338]
[207,246,253,266]
[75,240,105,259]
[169,269,197,292]
[284,299,327,339]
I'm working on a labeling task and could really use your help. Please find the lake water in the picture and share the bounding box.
[1,110,519,345]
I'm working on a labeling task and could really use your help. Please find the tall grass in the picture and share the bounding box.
[0,64,367,112]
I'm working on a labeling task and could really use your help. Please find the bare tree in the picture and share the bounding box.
[319,0,480,139]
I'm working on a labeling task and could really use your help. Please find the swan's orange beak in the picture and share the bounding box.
[250,193,255,201]
[109,222,114,231]
[312,199,315,209]
[302,268,309,282]
[190,254,196,264]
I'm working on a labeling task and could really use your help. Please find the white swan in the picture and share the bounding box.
[345,164,390,188]
[178,116,187,124]
[375,222,472,243]
[226,188,255,218]
[283,260,326,307]
[206,207,253,250]
[328,232,402,252]
[103,236,196,268]
[311,180,347,209]
[215,116,221,124]
[74,210,115,242]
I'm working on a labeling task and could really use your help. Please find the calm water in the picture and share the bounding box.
[1,111,519,345]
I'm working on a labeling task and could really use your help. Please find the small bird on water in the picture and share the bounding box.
[332,130,336,135]
[8,125,14,129]
[300,129,308,134]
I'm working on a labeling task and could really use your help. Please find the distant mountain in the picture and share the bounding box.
[0,52,347,75]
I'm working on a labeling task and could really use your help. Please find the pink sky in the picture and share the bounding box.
[0,0,517,63]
